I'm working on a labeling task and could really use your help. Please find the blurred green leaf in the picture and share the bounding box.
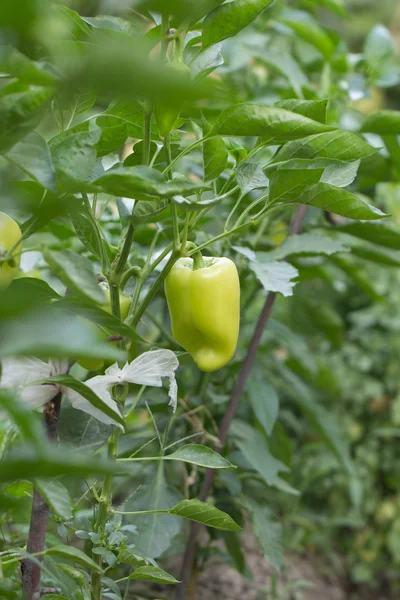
[0,83,53,154]
[42,249,106,304]
[202,0,275,48]
[34,479,72,520]
[6,132,56,192]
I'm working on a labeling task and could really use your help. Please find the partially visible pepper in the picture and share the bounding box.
[0,212,22,289]
[164,255,240,372]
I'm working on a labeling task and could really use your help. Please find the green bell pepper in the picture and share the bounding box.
[165,255,240,371]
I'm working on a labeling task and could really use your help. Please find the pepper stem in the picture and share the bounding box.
[192,251,205,270]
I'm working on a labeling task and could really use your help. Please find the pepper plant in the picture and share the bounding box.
[1,0,400,599]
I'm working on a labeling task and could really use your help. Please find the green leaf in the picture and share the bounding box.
[272,131,376,163]
[93,166,207,199]
[330,255,384,301]
[0,391,43,447]
[0,307,124,361]
[191,44,224,79]
[46,545,102,573]
[165,444,235,469]
[364,25,394,66]
[95,115,128,158]
[117,549,147,568]
[42,249,106,304]
[269,166,324,203]
[54,297,140,341]
[59,402,113,454]
[236,162,269,194]
[168,499,242,531]
[360,110,400,134]
[274,99,328,124]
[0,83,53,154]
[70,204,109,266]
[272,233,348,259]
[203,0,275,48]
[6,132,56,192]
[0,445,131,482]
[0,46,55,86]
[295,183,386,220]
[222,531,246,573]
[234,247,299,296]
[306,0,346,17]
[251,505,285,571]
[34,479,73,520]
[127,469,182,559]
[234,428,291,488]
[330,222,400,250]
[267,158,360,189]
[351,245,400,267]
[261,52,307,98]
[38,374,125,429]
[203,136,228,181]
[51,129,101,191]
[279,365,353,474]
[247,379,279,436]
[280,19,334,59]
[127,566,179,584]
[211,104,333,141]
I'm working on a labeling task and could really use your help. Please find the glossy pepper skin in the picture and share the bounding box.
[0,212,22,289]
[165,257,240,372]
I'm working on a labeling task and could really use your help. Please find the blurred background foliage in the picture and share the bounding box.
[1,0,400,599]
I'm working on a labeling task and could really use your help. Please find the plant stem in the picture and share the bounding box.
[90,430,120,600]
[165,133,180,250]
[174,205,308,600]
[21,392,62,600]
[142,101,153,166]
[114,223,135,277]
[161,136,208,175]
[128,250,181,328]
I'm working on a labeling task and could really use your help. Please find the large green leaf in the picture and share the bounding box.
[271,131,376,163]
[280,19,334,59]
[274,99,328,124]
[360,110,400,134]
[0,446,131,482]
[6,132,56,192]
[0,46,55,86]
[127,566,179,584]
[203,0,276,48]
[93,166,207,199]
[330,222,400,250]
[247,379,279,436]
[0,307,124,361]
[203,136,228,181]
[34,479,73,520]
[165,444,235,469]
[211,104,333,141]
[294,183,386,220]
[51,129,101,191]
[0,83,53,154]
[168,499,242,531]
[42,249,106,304]
[272,233,348,259]
[46,545,102,573]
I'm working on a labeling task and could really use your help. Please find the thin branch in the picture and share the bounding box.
[174,204,308,600]
[21,393,63,600]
